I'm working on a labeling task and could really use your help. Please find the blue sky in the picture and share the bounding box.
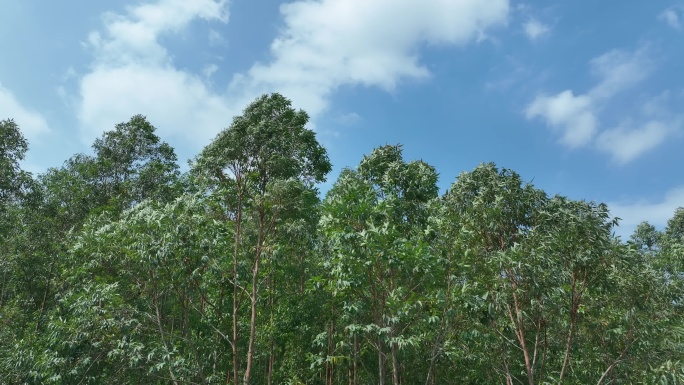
[1,0,683,237]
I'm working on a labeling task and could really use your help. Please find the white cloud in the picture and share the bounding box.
[0,83,51,142]
[228,0,510,120]
[596,119,677,164]
[525,45,677,163]
[609,186,684,238]
[526,90,597,148]
[87,0,228,66]
[523,19,549,41]
[588,47,652,100]
[77,0,230,146]
[80,65,232,146]
[77,0,509,147]
[660,6,683,30]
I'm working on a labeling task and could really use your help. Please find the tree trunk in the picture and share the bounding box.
[390,326,399,385]
[35,257,56,331]
[230,192,243,385]
[153,281,180,385]
[244,211,266,385]
[378,339,385,385]
[268,275,275,385]
[353,333,358,385]
[243,256,260,385]
[507,273,534,385]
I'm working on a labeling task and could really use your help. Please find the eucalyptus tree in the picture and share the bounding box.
[0,119,31,209]
[0,119,33,300]
[443,165,588,383]
[440,163,550,383]
[91,114,180,208]
[40,114,180,226]
[0,118,29,303]
[35,115,179,319]
[441,163,677,384]
[660,207,684,293]
[0,115,181,383]
[319,145,438,385]
[642,207,684,384]
[192,93,331,385]
[0,119,34,373]
[630,221,659,252]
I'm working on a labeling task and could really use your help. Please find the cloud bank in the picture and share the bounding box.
[75,0,510,147]
[77,0,231,146]
[230,0,509,117]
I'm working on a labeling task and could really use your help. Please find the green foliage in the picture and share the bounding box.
[193,93,331,189]
[319,145,440,385]
[1,98,681,385]
[0,119,31,207]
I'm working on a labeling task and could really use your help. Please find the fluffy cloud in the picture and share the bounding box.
[77,0,230,146]
[77,0,509,147]
[0,83,50,142]
[609,186,684,238]
[80,65,232,146]
[523,19,549,41]
[87,0,228,66]
[229,0,510,119]
[526,90,596,148]
[525,46,679,163]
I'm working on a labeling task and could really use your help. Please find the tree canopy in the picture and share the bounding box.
[0,94,682,385]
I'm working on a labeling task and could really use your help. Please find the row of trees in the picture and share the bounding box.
[1,94,682,384]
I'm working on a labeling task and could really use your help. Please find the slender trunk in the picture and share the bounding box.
[0,270,5,309]
[558,323,574,384]
[35,257,56,332]
[244,211,265,385]
[505,361,513,385]
[390,332,399,385]
[153,282,180,385]
[388,268,399,385]
[596,346,629,385]
[425,325,444,385]
[243,256,260,385]
[426,265,453,385]
[353,333,358,385]
[507,273,534,385]
[268,274,274,385]
[378,339,385,385]
[328,320,335,385]
[230,188,243,385]
[560,271,586,384]
[368,265,384,385]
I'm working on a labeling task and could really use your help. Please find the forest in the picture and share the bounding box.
[1,93,682,384]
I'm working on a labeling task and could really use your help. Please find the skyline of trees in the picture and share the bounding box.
[1,94,682,384]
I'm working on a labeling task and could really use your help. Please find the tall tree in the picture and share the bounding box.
[444,164,615,385]
[40,114,179,226]
[0,115,181,383]
[319,145,438,385]
[0,119,30,209]
[193,93,331,385]
[0,119,34,363]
